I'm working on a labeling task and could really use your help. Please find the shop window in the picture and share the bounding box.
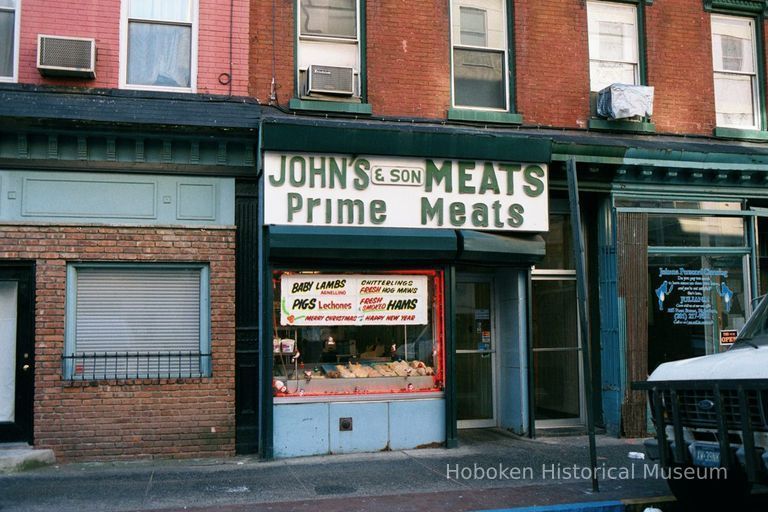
[0,0,19,82]
[711,15,760,129]
[587,1,639,92]
[121,0,197,91]
[296,0,363,103]
[647,214,745,247]
[63,264,211,380]
[272,271,444,398]
[534,214,575,271]
[450,0,509,110]
[648,254,747,372]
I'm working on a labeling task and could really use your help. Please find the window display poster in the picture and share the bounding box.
[654,267,733,326]
[280,274,428,326]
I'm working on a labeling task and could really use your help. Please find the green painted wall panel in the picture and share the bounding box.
[0,170,234,226]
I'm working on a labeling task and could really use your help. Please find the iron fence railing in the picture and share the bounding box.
[62,351,211,380]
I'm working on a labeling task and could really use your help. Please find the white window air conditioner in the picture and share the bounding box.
[597,83,654,120]
[306,65,355,96]
[37,35,96,79]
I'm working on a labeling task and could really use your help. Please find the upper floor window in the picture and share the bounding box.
[0,0,19,82]
[587,1,639,92]
[300,0,356,39]
[711,14,760,129]
[121,0,197,92]
[450,0,508,110]
[297,0,361,101]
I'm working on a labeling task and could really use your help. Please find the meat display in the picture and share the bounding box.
[326,360,434,379]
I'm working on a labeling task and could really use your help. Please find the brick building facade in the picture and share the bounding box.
[1,225,236,461]
[3,0,768,462]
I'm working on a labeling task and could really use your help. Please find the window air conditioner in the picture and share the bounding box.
[37,35,96,79]
[306,65,355,96]
[597,83,654,120]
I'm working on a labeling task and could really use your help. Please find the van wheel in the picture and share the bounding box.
[666,466,751,507]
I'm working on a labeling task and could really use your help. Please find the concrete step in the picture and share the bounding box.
[0,443,55,473]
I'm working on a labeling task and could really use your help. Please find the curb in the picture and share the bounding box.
[475,496,678,512]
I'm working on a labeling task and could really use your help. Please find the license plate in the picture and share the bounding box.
[692,445,721,467]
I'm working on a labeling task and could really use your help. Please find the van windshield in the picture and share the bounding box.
[734,295,768,347]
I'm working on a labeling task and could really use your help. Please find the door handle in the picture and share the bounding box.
[22,364,30,371]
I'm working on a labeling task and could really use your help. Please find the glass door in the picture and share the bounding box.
[456,277,496,428]
[531,276,584,425]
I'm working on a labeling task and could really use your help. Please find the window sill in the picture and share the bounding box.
[714,127,768,142]
[447,108,523,125]
[588,118,656,134]
[289,98,372,115]
[120,83,195,94]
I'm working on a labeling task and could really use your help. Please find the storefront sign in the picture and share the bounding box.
[655,267,733,326]
[280,274,428,326]
[719,329,738,346]
[264,153,549,232]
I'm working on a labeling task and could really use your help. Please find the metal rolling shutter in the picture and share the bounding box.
[72,267,203,378]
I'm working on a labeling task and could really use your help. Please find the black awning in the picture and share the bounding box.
[458,230,545,265]
[268,225,458,262]
[268,225,545,266]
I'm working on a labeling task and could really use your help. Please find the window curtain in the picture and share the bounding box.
[127,22,191,87]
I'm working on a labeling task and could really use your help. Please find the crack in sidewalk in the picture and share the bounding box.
[142,469,155,507]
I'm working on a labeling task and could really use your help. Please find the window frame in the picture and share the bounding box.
[586,0,641,93]
[63,262,211,381]
[271,269,446,401]
[293,0,366,110]
[298,0,358,41]
[710,13,761,130]
[449,0,511,113]
[0,0,20,83]
[118,0,199,93]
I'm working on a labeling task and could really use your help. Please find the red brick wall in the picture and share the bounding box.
[367,0,451,118]
[248,0,294,104]
[17,0,249,95]
[644,0,715,135]
[0,224,236,462]
[515,0,591,128]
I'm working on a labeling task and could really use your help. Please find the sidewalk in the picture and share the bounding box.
[0,430,693,512]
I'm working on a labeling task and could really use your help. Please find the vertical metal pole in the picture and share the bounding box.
[566,158,599,493]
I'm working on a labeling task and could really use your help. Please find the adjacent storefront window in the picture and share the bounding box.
[272,270,444,398]
[531,213,583,425]
[617,197,750,373]
[647,214,745,247]
[648,254,747,371]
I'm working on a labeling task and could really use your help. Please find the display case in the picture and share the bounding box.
[272,270,445,398]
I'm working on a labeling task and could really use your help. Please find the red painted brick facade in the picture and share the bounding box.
[0,224,236,462]
[645,1,716,135]
[515,1,591,128]
[367,1,451,119]
[247,0,768,134]
[248,0,294,104]
[17,0,249,96]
